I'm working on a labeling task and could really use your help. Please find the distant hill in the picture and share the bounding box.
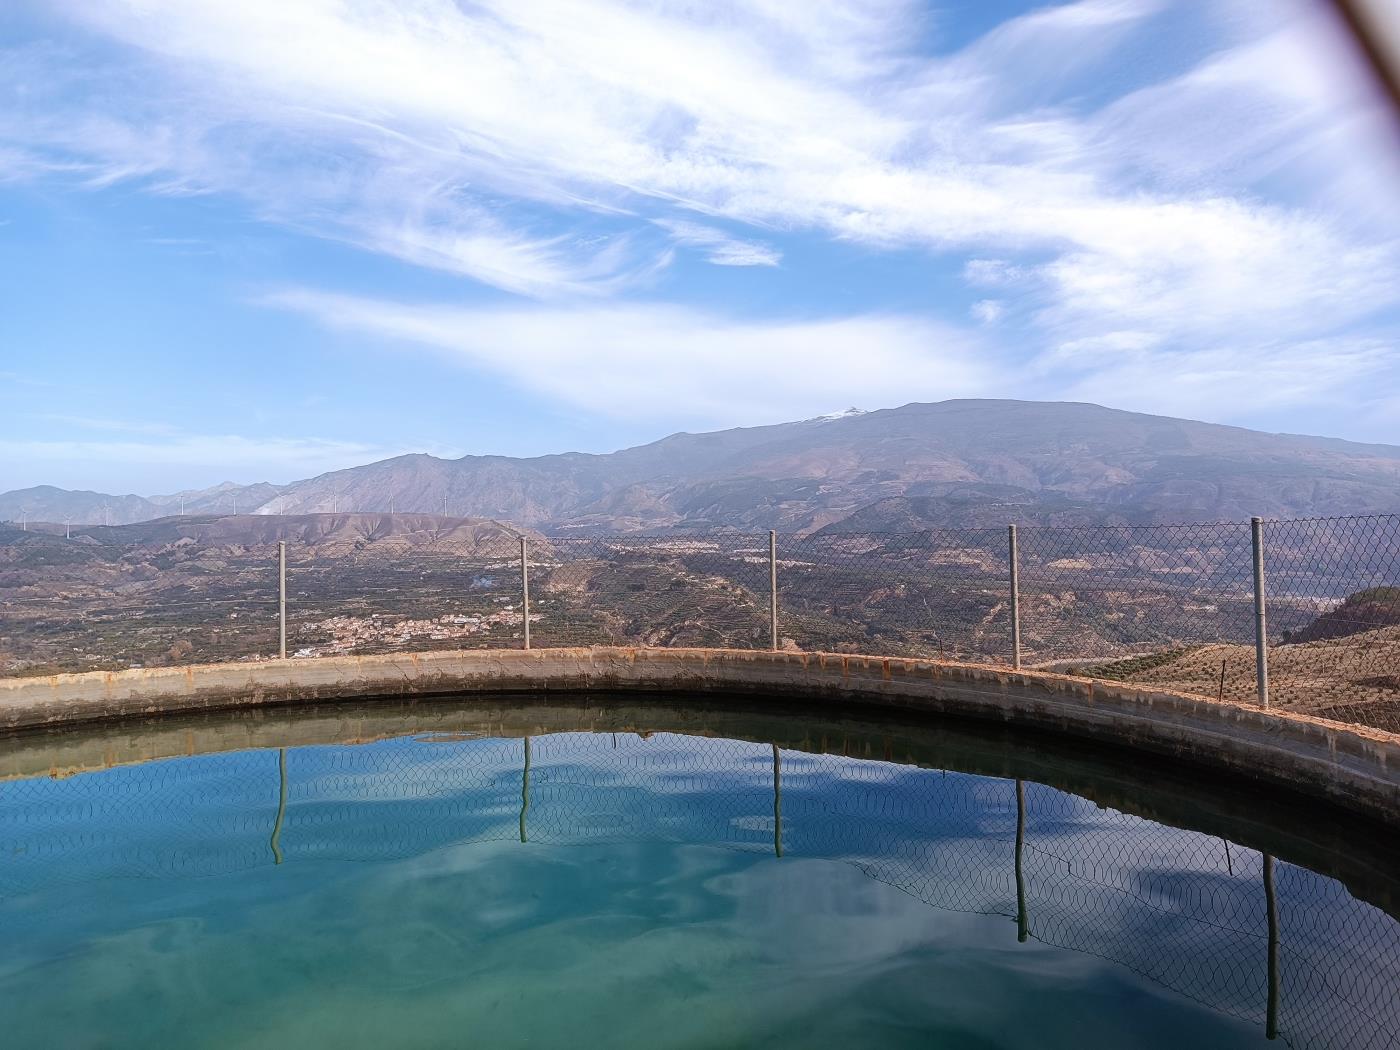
[7,400,1400,532]
[1286,587,1400,644]
[0,486,163,527]
[0,513,528,553]
[146,481,287,517]
[223,400,1400,530]
[0,481,284,527]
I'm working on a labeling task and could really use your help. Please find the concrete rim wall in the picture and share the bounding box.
[1,646,1396,825]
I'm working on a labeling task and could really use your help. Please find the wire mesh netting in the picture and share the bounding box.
[285,536,529,657]
[1015,522,1257,669]
[1,514,1396,731]
[531,535,775,649]
[1039,517,1400,733]
[1259,517,1400,729]
[1,729,1396,1049]
[780,529,1011,662]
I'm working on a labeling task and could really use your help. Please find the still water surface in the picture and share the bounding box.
[0,700,1397,1049]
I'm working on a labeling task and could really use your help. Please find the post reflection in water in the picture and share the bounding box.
[520,735,531,844]
[269,746,288,865]
[772,740,782,859]
[1015,778,1028,944]
[1266,852,1280,1042]
[0,701,1397,1050]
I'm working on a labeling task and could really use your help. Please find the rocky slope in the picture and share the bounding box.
[7,400,1400,531]
[244,400,1400,530]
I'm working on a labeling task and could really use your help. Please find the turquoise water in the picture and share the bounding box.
[1,701,1397,1049]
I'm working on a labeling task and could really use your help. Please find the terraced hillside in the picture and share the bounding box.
[2,513,1395,735]
[1070,627,1400,733]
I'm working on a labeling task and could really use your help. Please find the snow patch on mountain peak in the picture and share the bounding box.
[807,407,867,423]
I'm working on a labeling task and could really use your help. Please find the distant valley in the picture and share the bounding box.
[5,399,1398,730]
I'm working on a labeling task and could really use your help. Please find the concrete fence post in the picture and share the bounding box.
[1251,516,1270,708]
[520,536,531,650]
[1008,524,1022,671]
[278,540,287,660]
[768,530,779,652]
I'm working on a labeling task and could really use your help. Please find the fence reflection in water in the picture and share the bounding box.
[2,729,1397,1049]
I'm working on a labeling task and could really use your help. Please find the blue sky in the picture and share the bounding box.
[2,0,1399,493]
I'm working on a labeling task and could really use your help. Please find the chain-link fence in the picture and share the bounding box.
[1,729,1396,1048]
[1,514,1396,731]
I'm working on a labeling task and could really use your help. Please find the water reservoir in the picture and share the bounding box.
[1,698,1396,1049]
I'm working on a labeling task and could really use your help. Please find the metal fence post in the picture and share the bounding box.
[1008,524,1022,670]
[768,530,779,651]
[1251,516,1270,708]
[1264,853,1280,1040]
[520,535,531,650]
[278,540,287,660]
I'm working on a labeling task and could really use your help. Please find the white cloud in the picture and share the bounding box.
[266,288,991,426]
[970,299,1004,325]
[0,0,1395,430]
[269,286,1400,439]
[964,260,1027,287]
[1034,199,1397,350]
[4,2,1389,298]
[362,215,655,298]
[654,219,781,267]
[1051,337,1395,428]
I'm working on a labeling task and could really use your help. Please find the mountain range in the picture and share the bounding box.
[5,399,1400,532]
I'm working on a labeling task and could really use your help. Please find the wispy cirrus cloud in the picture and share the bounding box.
[1,0,1397,438]
[269,284,1398,436]
[1043,336,1396,426]
[653,219,781,267]
[265,287,992,426]
[5,2,1393,297]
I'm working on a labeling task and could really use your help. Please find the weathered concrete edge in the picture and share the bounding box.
[2,647,1396,824]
